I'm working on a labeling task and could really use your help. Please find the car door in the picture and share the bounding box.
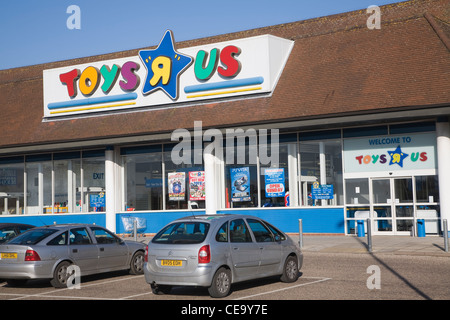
[68,227,99,274]
[229,218,260,281]
[90,226,128,271]
[246,218,282,276]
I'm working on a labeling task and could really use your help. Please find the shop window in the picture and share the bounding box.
[82,151,105,212]
[0,157,24,215]
[225,139,258,208]
[164,144,205,210]
[53,152,82,213]
[259,142,293,207]
[345,178,370,205]
[415,175,439,203]
[25,155,52,214]
[123,152,163,211]
[299,139,343,206]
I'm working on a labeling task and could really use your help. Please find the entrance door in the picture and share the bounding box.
[371,177,414,235]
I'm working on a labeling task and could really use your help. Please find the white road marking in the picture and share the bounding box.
[233,277,332,300]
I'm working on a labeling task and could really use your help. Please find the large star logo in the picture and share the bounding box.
[388,145,409,168]
[139,30,192,100]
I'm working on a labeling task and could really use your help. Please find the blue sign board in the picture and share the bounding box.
[264,168,285,198]
[90,194,105,208]
[311,183,334,200]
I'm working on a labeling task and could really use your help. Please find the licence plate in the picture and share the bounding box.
[161,259,183,267]
[1,253,17,259]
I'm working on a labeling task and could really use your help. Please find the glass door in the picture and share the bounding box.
[393,178,414,234]
[371,177,414,235]
[372,178,393,234]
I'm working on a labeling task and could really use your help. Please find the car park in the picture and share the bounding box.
[0,224,145,288]
[144,214,302,298]
[0,223,35,244]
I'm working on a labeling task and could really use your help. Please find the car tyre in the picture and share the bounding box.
[208,267,231,298]
[151,283,172,295]
[129,251,144,275]
[280,255,299,283]
[50,261,72,288]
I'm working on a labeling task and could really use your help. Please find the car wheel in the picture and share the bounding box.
[280,255,299,283]
[129,251,144,275]
[151,283,172,295]
[208,267,231,298]
[50,261,72,288]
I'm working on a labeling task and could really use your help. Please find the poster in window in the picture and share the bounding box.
[230,167,251,202]
[168,172,185,201]
[264,168,285,198]
[189,171,205,201]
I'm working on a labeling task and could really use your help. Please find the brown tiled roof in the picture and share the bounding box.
[0,0,449,151]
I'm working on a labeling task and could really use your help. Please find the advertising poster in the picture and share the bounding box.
[168,172,185,201]
[264,168,285,198]
[189,171,205,201]
[230,167,251,202]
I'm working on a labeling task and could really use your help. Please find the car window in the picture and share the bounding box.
[91,227,119,244]
[0,226,18,244]
[69,228,92,245]
[247,219,274,242]
[48,231,68,245]
[230,219,252,243]
[263,221,286,241]
[216,222,228,242]
[152,222,209,244]
[7,228,58,245]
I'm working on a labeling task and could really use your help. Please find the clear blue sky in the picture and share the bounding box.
[0,0,402,70]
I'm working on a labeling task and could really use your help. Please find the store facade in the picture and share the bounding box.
[0,0,449,236]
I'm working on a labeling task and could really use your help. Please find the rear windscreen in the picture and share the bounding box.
[7,228,57,245]
[152,222,210,244]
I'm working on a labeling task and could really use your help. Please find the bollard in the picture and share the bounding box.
[133,218,137,242]
[357,220,365,237]
[417,219,425,237]
[298,219,303,249]
[367,218,372,253]
[444,219,448,253]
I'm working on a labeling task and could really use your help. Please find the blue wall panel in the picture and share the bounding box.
[0,208,345,235]
[217,208,345,234]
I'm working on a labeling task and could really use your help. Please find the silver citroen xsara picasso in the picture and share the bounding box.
[144,214,302,298]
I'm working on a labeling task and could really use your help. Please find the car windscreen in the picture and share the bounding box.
[6,228,58,245]
[152,222,210,244]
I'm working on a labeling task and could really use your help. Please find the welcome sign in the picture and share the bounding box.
[43,31,293,118]
[343,132,437,173]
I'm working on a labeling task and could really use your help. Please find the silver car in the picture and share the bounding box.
[0,224,145,288]
[144,214,303,298]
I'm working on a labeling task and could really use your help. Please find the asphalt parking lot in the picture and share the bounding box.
[1,235,449,302]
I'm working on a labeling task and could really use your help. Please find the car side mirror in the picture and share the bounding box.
[274,235,281,242]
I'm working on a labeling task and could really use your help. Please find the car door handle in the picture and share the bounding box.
[100,248,104,252]
[233,247,239,250]
[72,249,78,253]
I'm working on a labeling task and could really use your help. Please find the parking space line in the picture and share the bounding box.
[120,291,153,300]
[5,275,144,300]
[233,277,332,300]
